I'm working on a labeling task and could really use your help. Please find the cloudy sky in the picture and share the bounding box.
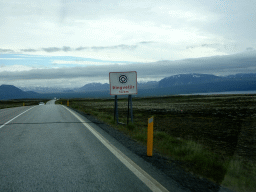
[0,0,255,88]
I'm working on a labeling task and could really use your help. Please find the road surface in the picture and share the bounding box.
[0,100,188,192]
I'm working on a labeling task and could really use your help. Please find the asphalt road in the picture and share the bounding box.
[0,100,188,192]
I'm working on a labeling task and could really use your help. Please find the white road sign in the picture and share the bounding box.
[109,71,137,95]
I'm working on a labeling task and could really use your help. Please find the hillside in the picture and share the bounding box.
[0,85,40,100]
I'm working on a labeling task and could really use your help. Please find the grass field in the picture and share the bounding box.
[0,99,49,109]
[57,94,256,192]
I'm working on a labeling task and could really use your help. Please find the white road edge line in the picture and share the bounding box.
[63,105,169,192]
[0,106,36,129]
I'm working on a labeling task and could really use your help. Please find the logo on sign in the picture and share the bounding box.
[119,75,128,84]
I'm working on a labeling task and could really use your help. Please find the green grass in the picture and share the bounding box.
[222,157,256,192]
[134,132,147,143]
[56,97,256,192]
[127,123,136,131]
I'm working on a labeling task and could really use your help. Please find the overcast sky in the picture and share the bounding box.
[0,0,256,88]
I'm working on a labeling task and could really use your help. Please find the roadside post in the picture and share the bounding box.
[109,71,137,125]
[147,116,154,156]
[67,100,69,106]
[23,102,25,106]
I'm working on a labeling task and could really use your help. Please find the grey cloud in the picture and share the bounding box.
[62,46,72,52]
[246,47,254,51]
[74,44,138,51]
[42,47,62,52]
[21,44,139,53]
[138,41,155,44]
[19,47,72,53]
[91,46,105,50]
[117,44,137,50]
[121,44,137,50]
[21,49,38,52]
[186,43,220,49]
[75,47,89,51]
[201,44,217,47]
[186,45,194,49]
[0,48,14,53]
[91,44,138,51]
[1,51,256,84]
[57,44,138,52]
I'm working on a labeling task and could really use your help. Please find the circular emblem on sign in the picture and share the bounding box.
[119,75,128,84]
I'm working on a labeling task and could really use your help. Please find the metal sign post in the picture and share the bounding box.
[127,95,133,124]
[114,95,119,124]
[130,95,133,123]
[109,71,137,125]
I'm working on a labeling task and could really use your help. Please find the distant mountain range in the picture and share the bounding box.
[1,73,256,100]
[19,81,159,93]
[77,83,109,92]
[0,85,39,100]
[159,73,256,88]
[153,73,256,96]
[20,86,76,93]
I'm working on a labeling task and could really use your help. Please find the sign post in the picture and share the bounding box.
[109,71,137,125]
[114,95,118,124]
[127,95,133,124]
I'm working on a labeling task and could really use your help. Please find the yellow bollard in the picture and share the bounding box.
[147,116,154,156]
[67,100,69,106]
[61,101,62,105]
[23,102,25,106]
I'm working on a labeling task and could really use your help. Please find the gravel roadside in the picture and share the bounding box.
[70,107,235,192]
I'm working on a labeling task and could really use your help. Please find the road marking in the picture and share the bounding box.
[63,106,169,192]
[0,106,36,129]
